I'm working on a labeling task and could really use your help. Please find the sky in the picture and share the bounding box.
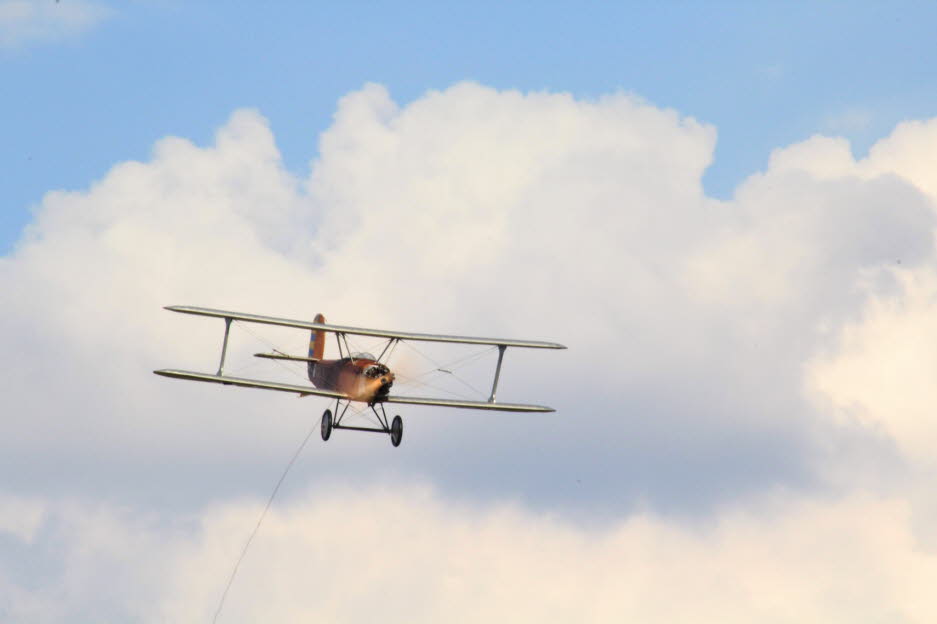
[4,1,937,621]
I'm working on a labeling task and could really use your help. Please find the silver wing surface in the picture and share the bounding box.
[380,395,554,413]
[165,305,566,350]
[154,371,553,412]
[154,369,347,399]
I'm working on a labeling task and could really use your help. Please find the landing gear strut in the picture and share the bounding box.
[323,400,404,447]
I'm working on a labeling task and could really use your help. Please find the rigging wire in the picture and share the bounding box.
[401,343,496,382]
[223,322,499,427]
[396,341,495,399]
[350,402,378,427]
[383,338,400,364]
[394,380,484,401]
[235,320,492,396]
[390,373,482,403]
[234,322,309,383]
[211,415,318,624]
[394,369,489,401]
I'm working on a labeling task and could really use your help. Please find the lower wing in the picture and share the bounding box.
[153,369,346,399]
[380,395,554,413]
[154,370,552,412]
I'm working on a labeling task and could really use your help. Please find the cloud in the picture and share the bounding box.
[2,487,936,622]
[766,122,937,474]
[0,0,110,50]
[6,80,937,620]
[3,83,937,518]
[809,272,937,465]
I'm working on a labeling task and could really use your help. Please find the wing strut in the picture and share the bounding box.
[218,317,233,375]
[488,345,507,403]
[377,338,398,363]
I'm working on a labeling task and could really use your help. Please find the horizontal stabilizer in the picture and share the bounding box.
[254,353,320,363]
[380,395,554,413]
[153,369,345,399]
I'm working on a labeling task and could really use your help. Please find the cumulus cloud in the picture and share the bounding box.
[3,83,937,514]
[4,81,937,619]
[0,0,109,49]
[809,272,937,463]
[2,487,936,623]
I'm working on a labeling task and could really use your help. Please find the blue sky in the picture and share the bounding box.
[5,1,937,252]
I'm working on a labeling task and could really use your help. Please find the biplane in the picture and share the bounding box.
[154,306,566,447]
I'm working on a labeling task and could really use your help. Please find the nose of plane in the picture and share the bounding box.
[378,372,395,395]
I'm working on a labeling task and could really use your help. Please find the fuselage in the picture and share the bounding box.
[307,313,394,403]
[309,356,394,403]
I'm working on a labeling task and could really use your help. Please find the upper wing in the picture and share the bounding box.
[153,369,346,399]
[380,394,554,413]
[165,305,566,350]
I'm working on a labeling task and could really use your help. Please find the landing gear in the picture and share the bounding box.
[390,415,403,447]
[320,409,332,441]
[322,400,404,447]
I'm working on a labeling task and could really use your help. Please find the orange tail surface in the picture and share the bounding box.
[310,313,326,359]
[308,313,326,380]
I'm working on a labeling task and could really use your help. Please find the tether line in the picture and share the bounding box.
[211,415,318,623]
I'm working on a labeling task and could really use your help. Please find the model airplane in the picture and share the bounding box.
[154,306,566,447]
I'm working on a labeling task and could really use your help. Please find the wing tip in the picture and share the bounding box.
[164,305,200,315]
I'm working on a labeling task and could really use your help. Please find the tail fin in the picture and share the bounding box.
[308,313,326,380]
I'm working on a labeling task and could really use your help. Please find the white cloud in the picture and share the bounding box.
[0,0,109,50]
[2,83,936,513]
[0,84,937,622]
[809,272,937,465]
[762,121,937,473]
[863,118,937,201]
[5,81,937,618]
[2,487,936,623]
[0,495,44,542]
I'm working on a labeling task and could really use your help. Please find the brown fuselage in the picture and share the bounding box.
[309,357,394,403]
[306,313,394,403]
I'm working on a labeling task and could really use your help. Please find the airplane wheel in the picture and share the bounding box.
[321,409,332,441]
[390,415,403,447]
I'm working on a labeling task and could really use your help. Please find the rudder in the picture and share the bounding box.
[308,314,326,380]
